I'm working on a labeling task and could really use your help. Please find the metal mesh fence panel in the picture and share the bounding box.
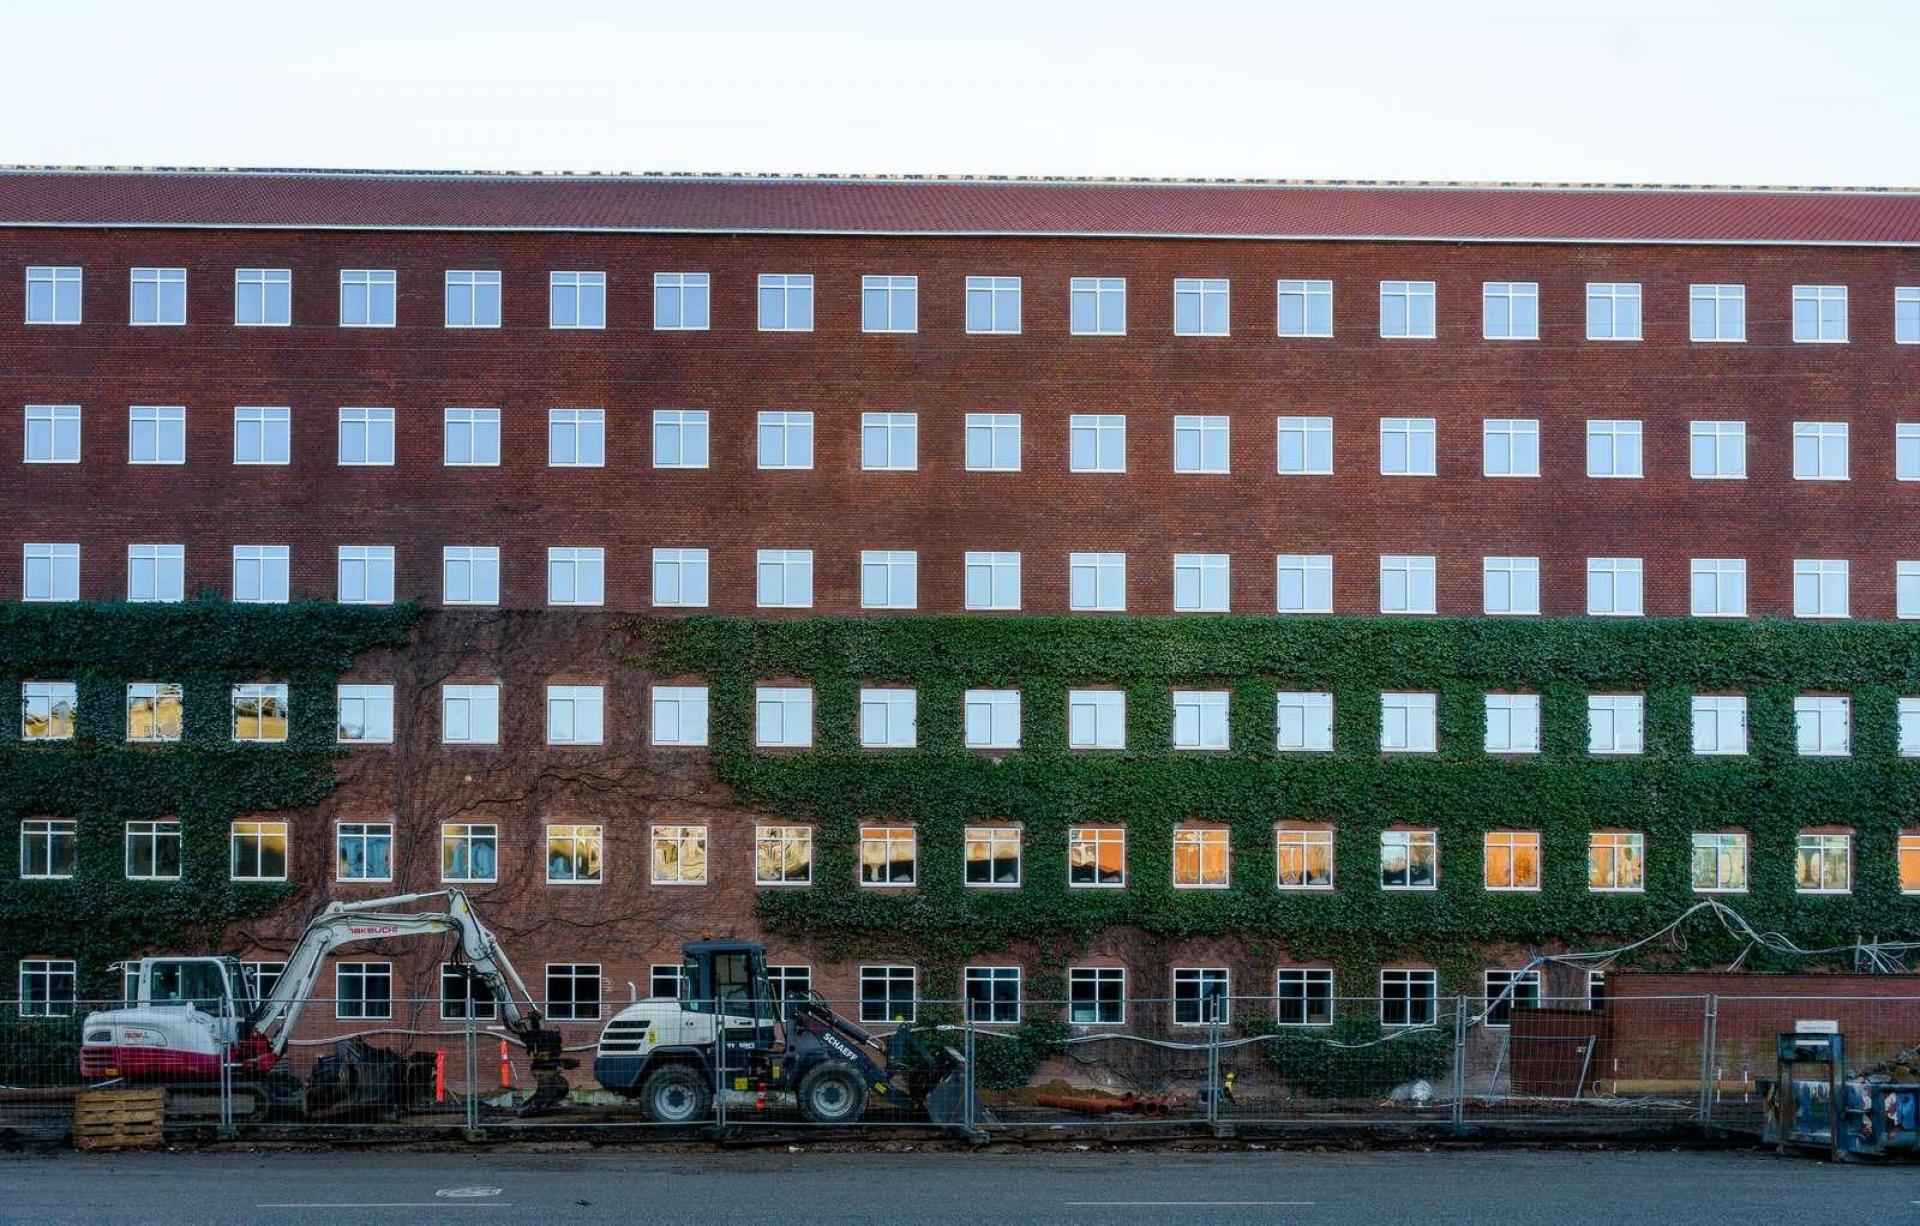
[1707,995,1920,1136]
[1462,995,1709,1126]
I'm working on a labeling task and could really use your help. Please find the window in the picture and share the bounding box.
[230,267,292,327]
[1691,832,1748,893]
[548,409,606,467]
[1690,559,1748,618]
[232,546,290,604]
[1689,421,1746,479]
[1899,424,1920,483]
[649,964,686,1000]
[546,824,603,884]
[1275,692,1334,752]
[1173,415,1230,474]
[549,271,606,329]
[1380,555,1437,614]
[1070,414,1126,473]
[966,276,1022,334]
[1379,280,1436,338]
[1588,695,1644,755]
[337,545,396,605]
[1173,278,1229,335]
[652,685,710,747]
[336,683,395,744]
[965,413,1021,471]
[1793,422,1849,481]
[127,544,185,603]
[231,683,288,743]
[1069,967,1125,1024]
[860,550,917,610]
[757,411,814,469]
[1792,284,1848,343]
[440,965,498,1021]
[21,681,76,741]
[441,683,501,745]
[338,407,396,466]
[1483,831,1541,891]
[1379,417,1436,475]
[1276,416,1334,475]
[1482,419,1539,477]
[334,822,392,882]
[652,548,709,608]
[859,826,916,886]
[1588,832,1645,891]
[20,819,75,879]
[1586,558,1643,617]
[1381,969,1438,1027]
[1172,553,1229,613]
[757,273,813,331]
[444,270,501,328]
[1794,559,1850,619]
[1275,968,1333,1027]
[755,825,813,886]
[1068,827,1126,888]
[965,967,1021,1023]
[754,686,813,748]
[1485,694,1541,754]
[340,269,396,327]
[1902,563,1920,620]
[1173,829,1230,889]
[335,963,392,1020]
[1794,695,1850,756]
[123,680,183,744]
[1902,834,1920,894]
[965,826,1022,887]
[653,410,710,468]
[124,820,181,880]
[1380,830,1437,890]
[1276,279,1332,337]
[1586,420,1642,478]
[545,964,602,1022]
[25,266,81,324]
[650,825,707,885]
[755,548,813,609]
[859,688,917,748]
[1381,692,1438,753]
[130,267,186,326]
[18,960,76,1017]
[1071,552,1127,611]
[1173,690,1229,750]
[1690,284,1746,341]
[1586,282,1642,340]
[547,684,606,746]
[964,552,1021,611]
[442,823,499,884]
[1691,695,1748,755]
[861,275,918,333]
[1276,827,1335,889]
[443,546,501,606]
[1796,833,1851,894]
[24,404,80,463]
[861,412,918,470]
[1068,690,1125,750]
[1276,554,1334,613]
[653,272,710,330]
[129,405,185,465]
[444,407,501,467]
[1899,287,1920,345]
[1483,557,1540,616]
[1483,970,1541,1028]
[1482,281,1538,339]
[229,825,288,882]
[964,688,1021,749]
[548,547,606,606]
[1173,967,1231,1025]
[1070,277,1126,336]
[1900,698,1920,757]
[859,965,916,1024]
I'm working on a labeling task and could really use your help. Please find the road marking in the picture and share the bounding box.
[1065,1202,1315,1207]
[437,1188,504,1199]
[257,1204,514,1209]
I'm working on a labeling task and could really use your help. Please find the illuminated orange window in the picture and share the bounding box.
[1068,827,1126,888]
[1483,831,1541,891]
[1173,828,1230,889]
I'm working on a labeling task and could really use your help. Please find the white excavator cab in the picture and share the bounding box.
[118,956,252,1045]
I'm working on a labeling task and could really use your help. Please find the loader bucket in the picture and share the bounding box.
[922,1047,995,1126]
[514,1025,575,1117]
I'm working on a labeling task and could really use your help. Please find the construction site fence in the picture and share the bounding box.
[0,992,1905,1142]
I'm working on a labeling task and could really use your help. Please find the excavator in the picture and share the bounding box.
[78,889,571,1119]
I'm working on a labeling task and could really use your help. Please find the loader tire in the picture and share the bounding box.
[641,1064,713,1125]
[798,1061,867,1125]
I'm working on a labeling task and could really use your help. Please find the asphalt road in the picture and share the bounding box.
[1,1145,1916,1224]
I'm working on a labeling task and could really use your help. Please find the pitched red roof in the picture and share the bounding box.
[0,169,1916,244]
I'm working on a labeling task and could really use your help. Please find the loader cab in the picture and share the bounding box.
[678,941,779,1039]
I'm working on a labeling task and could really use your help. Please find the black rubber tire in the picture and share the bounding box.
[642,1064,713,1125]
[798,1060,868,1125]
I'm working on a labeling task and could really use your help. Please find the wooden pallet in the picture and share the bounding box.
[72,1088,166,1150]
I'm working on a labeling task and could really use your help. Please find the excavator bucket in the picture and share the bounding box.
[515,1026,576,1117]
[921,1046,995,1126]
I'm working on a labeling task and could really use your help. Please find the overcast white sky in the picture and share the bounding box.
[5,0,1917,185]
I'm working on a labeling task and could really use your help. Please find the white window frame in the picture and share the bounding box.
[964,689,1021,750]
[1380,829,1439,891]
[334,821,393,883]
[25,265,82,325]
[1481,281,1539,340]
[339,269,397,328]
[964,825,1023,889]
[127,543,185,603]
[1586,419,1643,478]
[1069,966,1126,1025]
[1172,690,1230,751]
[1379,280,1436,339]
[1899,562,1920,621]
[860,550,917,610]
[861,275,919,333]
[964,413,1021,472]
[336,682,396,744]
[547,546,607,607]
[1898,287,1920,345]
[965,276,1022,335]
[1483,831,1542,892]
[1792,284,1848,344]
[757,411,815,470]
[1586,557,1644,617]
[1484,694,1542,755]
[548,270,606,329]
[1795,832,1852,895]
[443,269,502,329]
[755,825,814,887]
[1482,556,1540,616]
[230,682,289,744]
[653,409,710,469]
[22,543,78,603]
[860,412,918,471]
[126,681,184,744]
[1691,831,1749,894]
[547,684,606,746]
[441,683,501,746]
[1070,552,1127,612]
[442,823,499,885]
[124,820,181,881]
[335,963,394,1021]
[1275,691,1334,753]
[234,267,292,326]
[442,546,500,606]
[1276,416,1334,475]
[1792,421,1849,481]
[1379,417,1436,476]
[1276,554,1334,614]
[232,545,290,604]
[858,964,917,1023]
[1276,967,1335,1026]
[1276,278,1333,338]
[1585,282,1642,341]
[1173,553,1229,613]
[1690,421,1747,479]
[964,552,1021,611]
[755,549,814,609]
[338,407,396,466]
[859,688,918,749]
[858,827,917,888]
[24,404,81,464]
[1173,415,1230,474]
[129,266,187,326]
[1690,695,1748,755]
[649,825,708,886]
[1069,414,1126,473]
[1173,830,1233,888]
[1689,283,1746,342]
[336,545,396,606]
[651,685,711,748]
[755,686,814,749]
[22,680,78,741]
[1068,690,1126,750]
[1793,559,1849,620]
[1588,832,1646,893]
[1793,695,1851,757]
[1173,278,1230,336]
[757,273,814,332]
[128,405,186,465]
[1069,277,1126,336]
[1172,966,1232,1025]
[1482,418,1540,478]
[652,548,710,609]
[1587,694,1645,756]
[1067,828,1127,890]
[1379,555,1437,615]
[1690,559,1748,618]
[548,408,607,468]
[653,271,711,331]
[1381,692,1438,754]
[443,407,502,467]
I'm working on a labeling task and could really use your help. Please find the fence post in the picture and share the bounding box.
[712,997,726,1130]
[963,1011,977,1133]
[217,1040,235,1139]
[1697,995,1718,1129]
[463,1011,479,1134]
[1451,995,1468,1126]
